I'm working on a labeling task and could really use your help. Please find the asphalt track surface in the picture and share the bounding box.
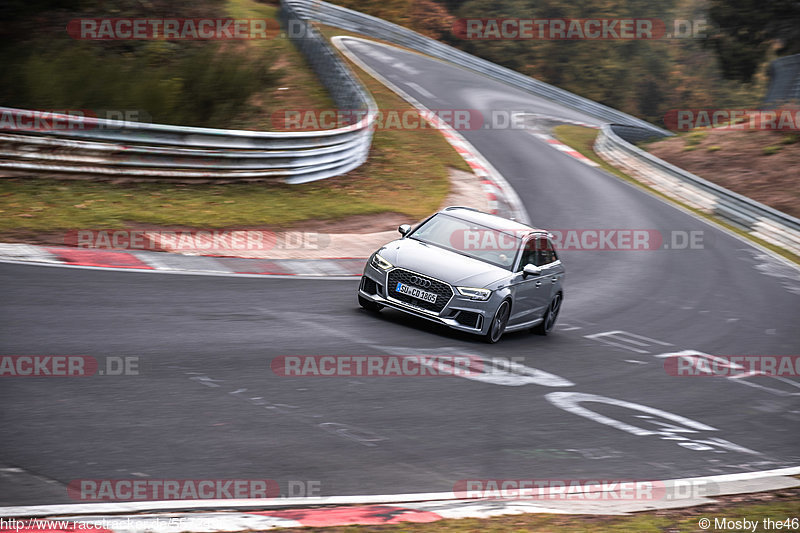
[1,37,798,506]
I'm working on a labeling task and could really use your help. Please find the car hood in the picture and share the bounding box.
[377,238,510,288]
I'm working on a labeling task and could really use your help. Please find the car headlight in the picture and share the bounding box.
[371,253,393,270]
[457,287,492,301]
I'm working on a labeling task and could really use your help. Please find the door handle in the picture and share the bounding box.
[535,281,542,287]
[551,277,558,282]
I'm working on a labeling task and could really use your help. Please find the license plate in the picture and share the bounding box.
[396,282,437,304]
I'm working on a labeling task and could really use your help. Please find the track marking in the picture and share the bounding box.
[333,36,529,223]
[185,372,390,448]
[403,81,435,98]
[655,350,800,397]
[377,345,574,387]
[584,330,673,354]
[546,392,761,455]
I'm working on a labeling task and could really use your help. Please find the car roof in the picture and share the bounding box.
[440,206,548,236]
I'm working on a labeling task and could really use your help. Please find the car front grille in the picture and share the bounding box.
[387,268,453,314]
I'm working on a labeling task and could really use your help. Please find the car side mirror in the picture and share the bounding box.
[398,224,411,236]
[523,264,542,277]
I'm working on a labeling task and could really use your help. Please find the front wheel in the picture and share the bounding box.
[533,293,562,336]
[358,294,383,312]
[484,300,511,343]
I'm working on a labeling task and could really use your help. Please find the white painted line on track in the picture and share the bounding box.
[332,36,530,224]
[585,330,673,354]
[403,81,436,99]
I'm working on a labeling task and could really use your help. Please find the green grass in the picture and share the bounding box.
[0,0,333,131]
[685,130,708,146]
[552,125,799,265]
[264,494,800,532]
[0,3,278,129]
[0,18,469,239]
[762,145,782,155]
[0,178,425,235]
[221,0,335,129]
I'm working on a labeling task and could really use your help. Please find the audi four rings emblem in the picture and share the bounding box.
[409,276,432,288]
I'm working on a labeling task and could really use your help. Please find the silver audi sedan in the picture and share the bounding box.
[357,206,565,343]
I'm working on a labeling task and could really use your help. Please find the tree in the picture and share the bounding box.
[705,0,800,82]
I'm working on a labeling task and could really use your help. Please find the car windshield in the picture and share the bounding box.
[408,213,521,270]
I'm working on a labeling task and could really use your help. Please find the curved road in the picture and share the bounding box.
[1,37,798,505]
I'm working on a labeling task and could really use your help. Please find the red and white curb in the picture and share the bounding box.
[512,111,602,168]
[332,36,530,225]
[3,507,445,532]
[4,469,800,531]
[433,122,506,216]
[533,132,601,167]
[0,36,532,278]
[0,243,365,278]
[3,503,569,532]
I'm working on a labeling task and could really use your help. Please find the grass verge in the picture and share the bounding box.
[552,125,799,265]
[266,489,800,532]
[221,0,334,130]
[0,14,468,242]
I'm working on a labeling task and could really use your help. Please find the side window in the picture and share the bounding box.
[535,238,558,266]
[518,238,537,271]
[519,237,559,271]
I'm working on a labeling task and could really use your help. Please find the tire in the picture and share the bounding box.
[358,294,383,312]
[533,293,562,336]
[484,300,511,344]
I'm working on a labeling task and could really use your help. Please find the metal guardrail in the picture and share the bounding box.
[0,2,376,184]
[287,0,800,257]
[0,0,669,183]
[284,0,671,140]
[765,54,800,105]
[1,0,796,258]
[595,124,800,256]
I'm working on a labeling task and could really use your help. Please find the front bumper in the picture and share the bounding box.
[358,262,497,336]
